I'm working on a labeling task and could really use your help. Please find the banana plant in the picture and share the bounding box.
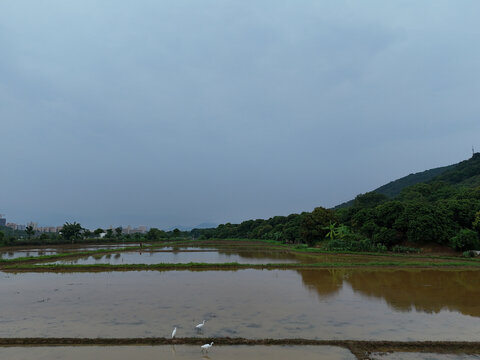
[324,222,338,240]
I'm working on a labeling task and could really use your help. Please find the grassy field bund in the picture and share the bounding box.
[1,238,480,272]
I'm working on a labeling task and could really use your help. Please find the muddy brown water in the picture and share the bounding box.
[0,244,143,259]
[370,352,480,359]
[0,268,479,340]
[45,249,309,265]
[0,345,355,360]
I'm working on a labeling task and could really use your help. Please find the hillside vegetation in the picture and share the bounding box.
[192,154,480,253]
[335,163,456,209]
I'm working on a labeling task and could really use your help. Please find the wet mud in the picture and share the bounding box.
[1,338,479,360]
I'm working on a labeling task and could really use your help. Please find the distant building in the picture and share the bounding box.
[27,222,38,231]
[0,218,6,227]
[6,223,17,230]
[38,226,57,233]
[119,225,147,234]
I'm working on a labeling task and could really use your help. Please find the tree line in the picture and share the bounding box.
[0,222,188,246]
[191,181,480,253]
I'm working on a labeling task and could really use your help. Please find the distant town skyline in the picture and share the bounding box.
[0,213,215,232]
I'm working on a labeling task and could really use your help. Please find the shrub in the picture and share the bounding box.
[293,244,308,250]
[325,236,386,253]
[392,245,421,254]
[372,227,399,247]
[463,250,476,258]
[450,229,480,251]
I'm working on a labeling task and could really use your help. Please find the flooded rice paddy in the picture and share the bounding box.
[45,249,307,265]
[0,244,142,259]
[2,242,480,359]
[370,353,480,360]
[1,268,479,341]
[0,345,355,360]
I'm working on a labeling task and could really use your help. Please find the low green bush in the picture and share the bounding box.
[325,236,386,253]
[450,229,480,251]
[293,244,308,250]
[392,245,421,254]
[463,250,476,258]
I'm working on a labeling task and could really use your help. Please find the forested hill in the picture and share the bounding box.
[334,156,475,209]
[192,153,480,253]
[373,164,457,197]
[434,153,480,187]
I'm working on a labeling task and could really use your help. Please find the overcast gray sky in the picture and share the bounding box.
[1,1,479,229]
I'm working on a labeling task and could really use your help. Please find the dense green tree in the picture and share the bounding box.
[282,223,301,243]
[450,229,480,251]
[251,224,273,239]
[372,227,398,246]
[237,220,256,238]
[335,207,356,226]
[397,181,456,203]
[115,227,123,237]
[215,223,239,238]
[374,201,405,229]
[25,225,35,239]
[351,208,377,237]
[146,228,166,241]
[335,224,351,239]
[60,222,84,242]
[133,233,143,240]
[394,202,455,244]
[472,211,480,233]
[299,207,337,246]
[93,228,105,237]
[443,199,480,229]
[353,192,388,209]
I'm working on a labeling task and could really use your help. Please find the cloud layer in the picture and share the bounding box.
[1,1,479,228]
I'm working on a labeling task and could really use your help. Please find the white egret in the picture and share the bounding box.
[201,342,214,352]
[195,320,206,330]
[171,327,177,338]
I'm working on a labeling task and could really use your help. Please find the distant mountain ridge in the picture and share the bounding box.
[434,152,480,187]
[166,222,218,231]
[335,153,480,209]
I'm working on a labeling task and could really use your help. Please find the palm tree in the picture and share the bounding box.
[60,222,84,243]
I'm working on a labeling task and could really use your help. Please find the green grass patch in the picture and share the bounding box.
[4,260,480,273]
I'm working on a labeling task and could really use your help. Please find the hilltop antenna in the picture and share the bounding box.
[473,146,475,156]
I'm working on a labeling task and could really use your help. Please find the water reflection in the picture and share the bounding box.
[296,269,480,317]
[370,352,480,360]
[0,345,355,360]
[0,244,142,259]
[46,250,306,265]
[0,269,478,340]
